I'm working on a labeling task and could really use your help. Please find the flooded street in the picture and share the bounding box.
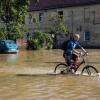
[0,49,100,100]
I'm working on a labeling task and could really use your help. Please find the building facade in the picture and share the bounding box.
[26,0,100,48]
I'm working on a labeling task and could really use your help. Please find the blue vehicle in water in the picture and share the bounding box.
[0,40,18,53]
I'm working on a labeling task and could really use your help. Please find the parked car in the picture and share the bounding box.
[0,40,18,53]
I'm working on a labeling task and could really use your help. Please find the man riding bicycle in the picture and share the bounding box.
[63,34,87,69]
[54,34,98,75]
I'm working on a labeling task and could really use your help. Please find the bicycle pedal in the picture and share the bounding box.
[60,71,64,74]
[68,69,72,72]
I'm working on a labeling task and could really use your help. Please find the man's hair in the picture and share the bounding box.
[74,34,80,39]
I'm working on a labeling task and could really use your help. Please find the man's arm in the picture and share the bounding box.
[80,47,87,53]
[73,49,80,54]
[73,45,87,55]
[78,43,87,53]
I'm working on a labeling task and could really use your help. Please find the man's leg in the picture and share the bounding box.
[62,54,72,74]
[64,54,72,66]
[72,54,79,67]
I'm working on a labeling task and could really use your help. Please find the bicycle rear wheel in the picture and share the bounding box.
[81,65,98,76]
[54,63,69,74]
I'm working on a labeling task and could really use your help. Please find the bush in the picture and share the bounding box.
[27,31,53,50]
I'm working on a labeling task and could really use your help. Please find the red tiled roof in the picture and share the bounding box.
[29,0,100,11]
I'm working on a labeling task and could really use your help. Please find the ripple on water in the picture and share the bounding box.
[0,49,100,100]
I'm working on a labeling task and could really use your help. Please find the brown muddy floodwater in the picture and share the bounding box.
[0,49,100,100]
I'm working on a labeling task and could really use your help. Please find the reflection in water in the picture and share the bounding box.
[6,54,18,62]
[0,49,100,100]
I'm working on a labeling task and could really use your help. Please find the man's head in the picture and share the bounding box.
[74,34,80,41]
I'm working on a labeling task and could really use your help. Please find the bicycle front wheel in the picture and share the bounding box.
[54,63,69,74]
[81,65,99,76]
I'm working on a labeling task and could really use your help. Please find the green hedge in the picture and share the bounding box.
[27,31,53,50]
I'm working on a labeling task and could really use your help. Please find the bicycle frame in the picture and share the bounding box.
[54,51,99,75]
[70,52,87,72]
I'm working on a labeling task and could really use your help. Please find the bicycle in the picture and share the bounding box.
[54,52,99,76]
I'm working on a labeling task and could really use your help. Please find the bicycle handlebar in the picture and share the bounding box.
[79,51,88,57]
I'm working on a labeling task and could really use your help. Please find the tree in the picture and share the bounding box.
[48,15,69,48]
[49,15,68,35]
[0,0,29,40]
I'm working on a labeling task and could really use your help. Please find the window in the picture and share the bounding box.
[0,41,5,46]
[39,13,44,22]
[84,8,90,23]
[84,32,90,41]
[29,14,32,24]
[93,10,100,24]
[58,11,63,19]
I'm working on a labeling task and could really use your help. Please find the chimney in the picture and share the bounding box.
[37,0,39,2]
[35,0,39,3]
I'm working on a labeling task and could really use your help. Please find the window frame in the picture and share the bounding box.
[58,10,63,19]
[84,31,91,41]
[39,12,44,23]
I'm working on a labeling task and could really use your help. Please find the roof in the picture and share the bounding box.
[29,0,100,11]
